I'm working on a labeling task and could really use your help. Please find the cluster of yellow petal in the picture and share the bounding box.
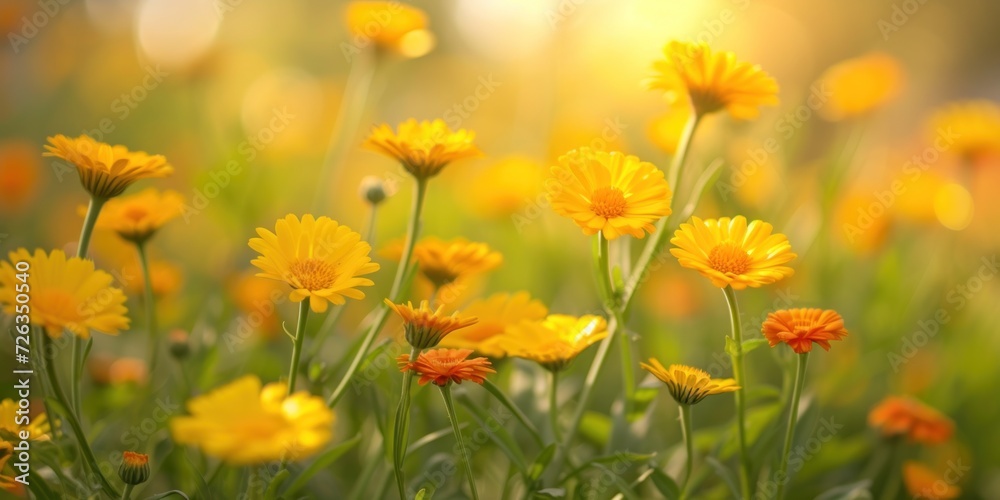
[639,359,739,406]
[89,188,185,243]
[365,119,480,179]
[438,292,548,357]
[43,135,173,199]
[497,314,608,372]
[386,299,479,349]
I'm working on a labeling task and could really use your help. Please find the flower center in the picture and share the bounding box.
[708,242,752,275]
[289,258,338,291]
[123,206,150,222]
[590,187,627,219]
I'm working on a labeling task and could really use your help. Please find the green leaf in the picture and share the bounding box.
[705,457,740,499]
[409,425,462,455]
[144,491,191,500]
[533,488,566,498]
[724,336,738,357]
[528,443,558,481]
[579,411,612,447]
[742,338,769,354]
[720,402,783,458]
[591,463,640,500]
[456,394,528,473]
[282,434,362,496]
[649,468,681,500]
[414,488,429,500]
[482,379,544,446]
[560,452,656,482]
[814,480,873,500]
[627,386,659,422]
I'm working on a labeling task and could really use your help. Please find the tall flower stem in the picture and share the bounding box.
[776,352,809,500]
[327,178,428,408]
[136,241,159,371]
[678,405,694,499]
[440,384,480,500]
[286,301,311,394]
[392,347,419,499]
[120,484,135,500]
[549,370,562,443]
[71,195,106,417]
[722,284,752,499]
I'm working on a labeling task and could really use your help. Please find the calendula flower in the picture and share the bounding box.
[249,214,379,313]
[229,271,285,339]
[647,41,778,119]
[118,451,150,485]
[397,348,496,386]
[43,135,173,199]
[762,308,849,354]
[0,248,129,338]
[868,395,954,445]
[365,119,480,179]
[903,461,961,500]
[467,157,544,218]
[385,299,478,349]
[670,216,796,290]
[345,1,434,57]
[927,100,1000,164]
[0,398,50,440]
[548,148,672,240]
[170,376,334,465]
[0,439,15,489]
[819,52,904,121]
[640,359,739,406]
[438,292,549,357]
[500,315,608,371]
[411,237,503,288]
[109,358,149,386]
[88,188,185,243]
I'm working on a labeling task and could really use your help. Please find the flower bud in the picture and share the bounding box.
[169,329,190,359]
[118,451,150,485]
[358,175,391,205]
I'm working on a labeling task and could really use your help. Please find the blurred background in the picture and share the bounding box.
[2,0,999,498]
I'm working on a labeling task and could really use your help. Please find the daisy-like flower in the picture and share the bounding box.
[927,100,1000,164]
[670,216,796,290]
[903,461,961,500]
[548,148,672,240]
[411,237,503,288]
[385,300,478,349]
[762,308,849,354]
[365,119,480,179]
[88,188,185,243]
[647,41,779,120]
[868,395,954,445]
[118,451,151,485]
[438,292,548,357]
[499,314,608,372]
[249,214,380,313]
[0,398,50,440]
[345,1,434,57]
[397,348,496,386]
[43,135,173,199]
[170,376,334,465]
[0,248,129,338]
[818,52,904,121]
[640,359,739,406]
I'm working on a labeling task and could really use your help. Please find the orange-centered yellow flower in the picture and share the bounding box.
[499,314,608,371]
[411,237,503,287]
[903,461,961,500]
[345,1,433,57]
[249,214,379,313]
[386,300,478,349]
[548,148,672,240]
[397,348,496,386]
[818,52,904,121]
[640,359,739,406]
[647,41,779,120]
[0,248,129,338]
[868,395,954,445]
[43,134,173,199]
[365,119,480,179]
[438,292,548,357]
[670,216,796,290]
[170,376,334,465]
[927,100,1000,164]
[89,188,185,243]
[0,398,50,440]
[762,308,848,354]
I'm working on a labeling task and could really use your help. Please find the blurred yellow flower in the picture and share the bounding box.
[467,157,544,218]
[438,292,548,357]
[834,187,892,254]
[0,140,41,213]
[903,461,961,500]
[548,148,672,240]
[124,259,183,298]
[499,314,608,372]
[647,41,778,120]
[170,376,334,465]
[639,360,739,406]
[411,237,503,288]
[229,271,285,339]
[0,398,50,440]
[0,439,16,491]
[762,308,849,354]
[927,100,1000,164]
[249,214,379,313]
[108,357,149,386]
[365,119,480,179]
[43,134,173,199]
[818,52,904,121]
[385,299,478,349]
[0,248,129,338]
[345,1,433,57]
[397,348,496,386]
[646,104,692,155]
[670,216,796,290]
[89,188,185,243]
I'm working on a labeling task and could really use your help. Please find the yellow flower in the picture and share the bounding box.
[499,315,608,372]
[670,216,796,290]
[903,461,961,500]
[365,119,480,179]
[466,157,544,218]
[0,249,129,338]
[548,148,672,240]
[647,41,778,120]
[170,376,334,465]
[0,398,50,440]
[89,188,185,243]
[438,292,548,357]
[345,1,434,57]
[123,259,183,298]
[640,359,739,406]
[43,134,173,199]
[927,100,1000,164]
[0,439,16,490]
[818,52,904,121]
[385,299,478,349]
[412,237,503,288]
[249,214,379,313]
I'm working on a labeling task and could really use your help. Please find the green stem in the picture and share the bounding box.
[71,195,106,418]
[481,379,544,447]
[121,484,135,500]
[366,204,378,247]
[392,347,418,499]
[327,178,427,409]
[549,370,562,444]
[722,285,752,499]
[77,196,106,259]
[877,438,904,500]
[286,301,311,394]
[667,113,701,194]
[775,352,809,500]
[136,241,159,371]
[305,304,346,364]
[440,384,480,500]
[41,332,119,498]
[679,405,694,499]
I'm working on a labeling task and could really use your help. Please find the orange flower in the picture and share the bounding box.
[868,396,954,444]
[903,461,961,499]
[762,308,848,354]
[385,300,478,349]
[397,348,495,386]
